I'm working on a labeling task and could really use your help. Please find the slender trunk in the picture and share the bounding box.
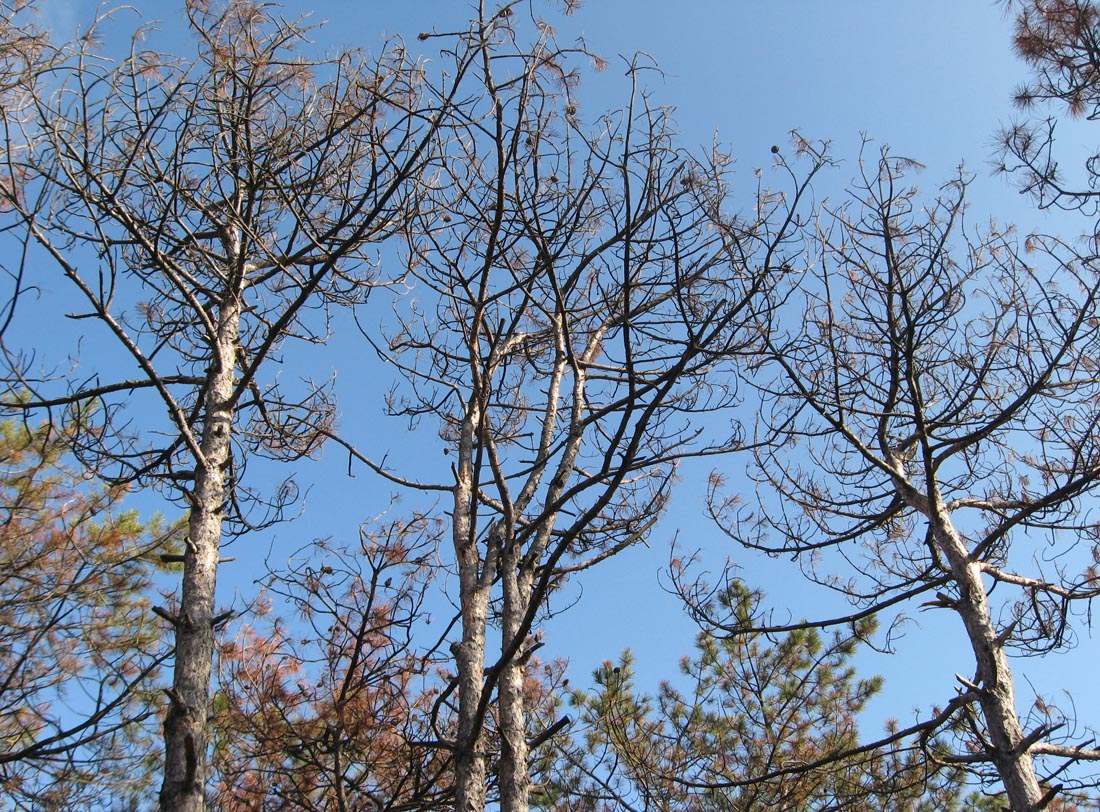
[452,606,488,812]
[332,732,349,812]
[452,402,492,812]
[498,547,532,812]
[159,259,242,812]
[930,507,1042,811]
[496,331,582,812]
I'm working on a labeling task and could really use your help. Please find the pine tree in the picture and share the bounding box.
[540,605,963,812]
[0,418,175,809]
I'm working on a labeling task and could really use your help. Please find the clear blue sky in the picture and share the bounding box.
[36,0,1096,757]
[312,0,1094,741]
[334,0,1091,736]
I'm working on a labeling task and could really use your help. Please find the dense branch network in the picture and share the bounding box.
[697,145,1100,810]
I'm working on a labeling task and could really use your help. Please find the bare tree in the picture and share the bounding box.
[703,146,1100,811]
[348,6,827,811]
[0,2,451,809]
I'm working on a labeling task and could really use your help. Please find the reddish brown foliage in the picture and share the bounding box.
[210,518,453,812]
[0,419,173,806]
[1009,0,1100,116]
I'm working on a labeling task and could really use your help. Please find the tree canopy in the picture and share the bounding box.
[1,2,1099,812]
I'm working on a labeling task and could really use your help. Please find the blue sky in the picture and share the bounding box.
[34,0,1098,767]
[341,0,1094,738]
[305,0,1093,743]
[338,1,1027,178]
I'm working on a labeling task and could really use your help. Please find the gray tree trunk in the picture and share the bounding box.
[499,554,533,812]
[918,486,1043,812]
[452,403,494,812]
[159,260,241,812]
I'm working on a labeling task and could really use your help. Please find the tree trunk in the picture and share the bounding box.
[499,549,533,812]
[452,596,489,812]
[159,276,241,812]
[452,403,493,812]
[928,502,1043,812]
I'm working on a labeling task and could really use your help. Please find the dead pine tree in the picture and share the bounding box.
[351,5,829,811]
[701,146,1100,811]
[0,3,455,809]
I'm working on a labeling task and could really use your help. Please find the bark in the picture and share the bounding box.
[498,557,534,812]
[452,400,494,812]
[452,602,490,812]
[701,150,1100,811]
[926,501,1042,811]
[159,242,242,812]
